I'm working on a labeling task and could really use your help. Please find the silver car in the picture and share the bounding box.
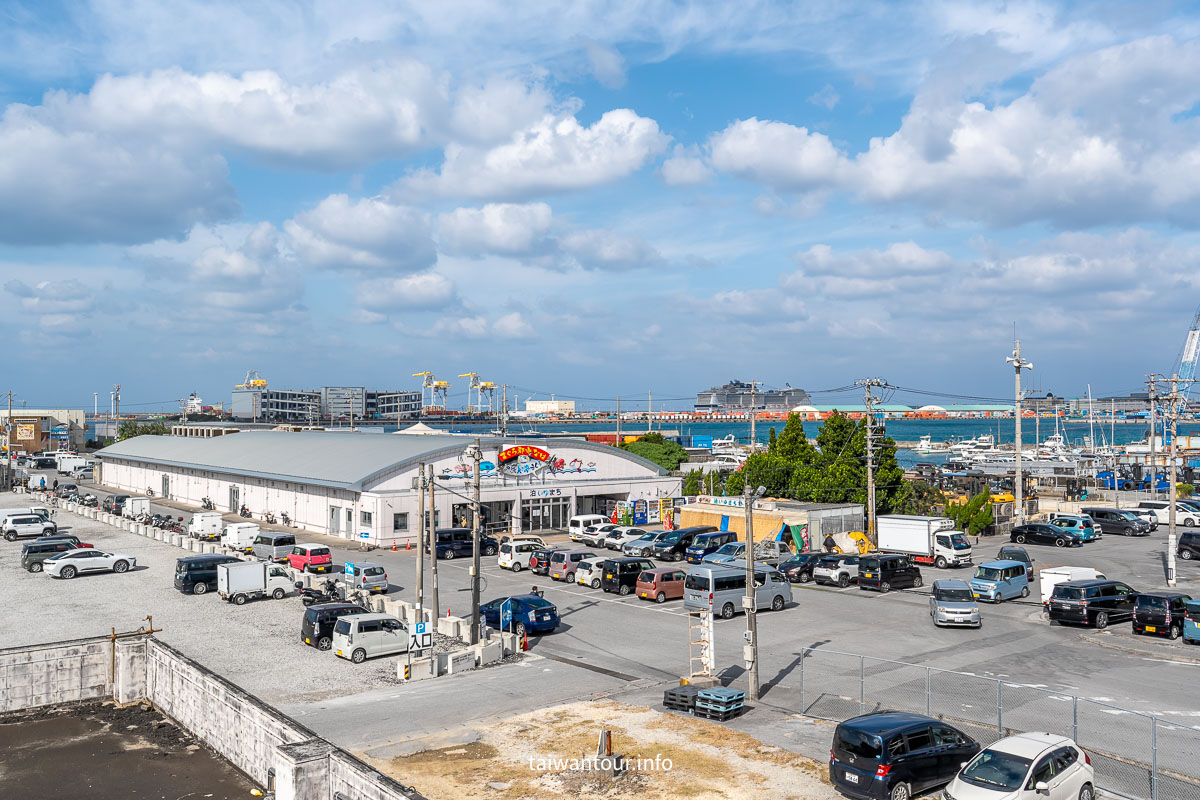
[929,579,982,628]
[623,531,670,557]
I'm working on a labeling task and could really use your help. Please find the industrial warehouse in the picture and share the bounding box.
[94,430,681,543]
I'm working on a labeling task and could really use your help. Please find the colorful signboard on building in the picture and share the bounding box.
[496,445,551,477]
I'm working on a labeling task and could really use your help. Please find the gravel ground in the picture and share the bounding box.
[0,506,417,704]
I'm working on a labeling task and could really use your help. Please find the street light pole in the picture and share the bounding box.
[415,461,425,621]
[470,438,483,644]
[742,482,764,702]
[1006,342,1032,525]
[428,464,439,621]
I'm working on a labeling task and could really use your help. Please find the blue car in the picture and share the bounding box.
[480,593,560,636]
[1049,515,1102,542]
[702,542,745,565]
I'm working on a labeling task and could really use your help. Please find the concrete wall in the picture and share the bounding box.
[0,637,112,712]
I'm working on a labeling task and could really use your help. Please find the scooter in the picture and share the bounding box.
[263,511,277,524]
[280,512,293,527]
[201,497,215,511]
[238,505,252,518]
[298,578,342,607]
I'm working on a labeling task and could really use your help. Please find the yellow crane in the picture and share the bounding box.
[432,380,451,410]
[459,373,482,412]
[413,371,435,410]
[480,381,497,414]
[236,370,267,390]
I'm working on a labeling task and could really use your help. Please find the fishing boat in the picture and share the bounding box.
[914,434,951,454]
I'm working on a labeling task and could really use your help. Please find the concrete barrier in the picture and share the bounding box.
[0,638,112,712]
[437,615,467,638]
[400,656,436,682]
[474,641,502,666]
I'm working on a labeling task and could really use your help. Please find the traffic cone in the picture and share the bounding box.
[521,631,529,651]
[406,540,411,551]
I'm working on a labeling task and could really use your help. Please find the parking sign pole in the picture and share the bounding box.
[429,464,440,621]
[470,438,482,645]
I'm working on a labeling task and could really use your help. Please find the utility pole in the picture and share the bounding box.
[749,381,758,451]
[470,438,483,644]
[415,461,425,621]
[112,384,121,441]
[1005,343,1032,525]
[856,378,887,545]
[500,384,508,437]
[647,390,652,433]
[428,464,440,621]
[616,396,621,444]
[2,390,11,490]
[1166,375,1189,587]
[1147,375,1161,494]
[742,482,762,702]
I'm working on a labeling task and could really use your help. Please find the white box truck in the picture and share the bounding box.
[216,560,294,605]
[876,515,973,568]
[56,455,87,475]
[221,522,260,553]
[188,511,224,541]
[123,497,151,519]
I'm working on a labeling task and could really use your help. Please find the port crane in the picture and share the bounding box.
[1175,306,1200,399]
[413,371,435,410]
[459,372,482,413]
[236,370,267,390]
[479,381,497,414]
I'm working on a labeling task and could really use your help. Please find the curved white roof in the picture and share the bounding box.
[791,404,819,413]
[916,404,947,412]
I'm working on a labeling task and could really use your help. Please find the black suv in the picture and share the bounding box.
[1132,591,1192,639]
[600,557,655,595]
[1010,523,1081,548]
[1179,531,1200,561]
[301,601,368,650]
[1080,507,1149,536]
[21,539,80,572]
[173,554,243,595]
[830,711,980,800]
[996,545,1034,570]
[650,526,716,562]
[102,494,130,514]
[529,546,569,575]
[429,528,499,559]
[1048,579,1138,628]
[858,554,923,593]
[779,551,824,583]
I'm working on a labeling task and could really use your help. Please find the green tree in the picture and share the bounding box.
[683,470,703,496]
[767,427,777,451]
[773,413,815,463]
[118,421,172,441]
[620,432,689,471]
[893,480,941,516]
[1178,483,1195,499]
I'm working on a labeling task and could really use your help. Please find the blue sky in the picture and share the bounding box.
[3,1,1200,413]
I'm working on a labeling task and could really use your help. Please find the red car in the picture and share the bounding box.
[286,544,333,574]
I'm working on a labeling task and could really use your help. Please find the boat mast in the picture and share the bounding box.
[1087,385,1095,454]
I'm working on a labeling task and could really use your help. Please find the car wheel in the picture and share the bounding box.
[514,622,527,638]
[1021,586,1030,598]
[798,571,811,583]
[317,636,332,651]
[1079,783,1094,800]
[1015,534,1026,544]
[619,584,631,596]
[444,550,456,560]
[60,566,76,579]
[912,575,923,588]
[935,556,948,569]
[1124,528,1133,537]
[890,781,911,800]
[1055,538,1067,548]
[272,588,285,600]
[656,592,666,604]
[880,581,892,593]
[233,594,247,606]
[837,574,849,588]
[112,560,129,574]
[721,603,735,620]
[771,595,785,611]
[4,532,15,541]
[485,545,497,556]
[1186,518,1195,528]
[591,578,601,589]
[510,562,523,572]
[29,561,43,573]
[351,648,366,664]
[1094,611,1109,629]
[1182,550,1194,560]
[193,582,208,595]
[1169,624,1182,640]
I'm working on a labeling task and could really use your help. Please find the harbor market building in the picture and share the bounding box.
[95,430,681,545]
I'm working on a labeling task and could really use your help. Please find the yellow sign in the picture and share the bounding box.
[15,424,35,441]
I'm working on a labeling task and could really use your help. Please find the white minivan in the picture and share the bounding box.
[568,514,607,542]
[1135,500,1200,527]
[333,613,409,663]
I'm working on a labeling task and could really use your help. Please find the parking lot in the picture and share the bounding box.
[7,479,1200,777]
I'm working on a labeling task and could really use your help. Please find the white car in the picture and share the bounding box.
[2,513,57,541]
[1135,500,1200,528]
[44,549,137,579]
[943,732,1094,800]
[497,541,541,572]
[575,557,604,589]
[604,526,649,550]
[579,524,618,547]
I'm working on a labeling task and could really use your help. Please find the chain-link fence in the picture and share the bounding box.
[797,648,1200,800]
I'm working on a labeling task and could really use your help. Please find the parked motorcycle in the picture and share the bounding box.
[280,512,293,528]
[238,505,252,518]
[298,578,342,607]
[201,497,215,511]
[263,511,277,525]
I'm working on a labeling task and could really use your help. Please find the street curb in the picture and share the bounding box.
[1079,631,1200,665]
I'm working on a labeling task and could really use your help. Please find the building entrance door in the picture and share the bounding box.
[161,475,170,499]
[520,497,570,531]
[330,507,341,535]
[228,486,239,513]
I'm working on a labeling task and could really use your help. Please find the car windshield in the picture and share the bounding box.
[1116,511,1140,521]
[364,567,384,577]
[684,573,709,591]
[950,533,971,549]
[960,750,1033,791]
[632,534,656,544]
[974,567,1003,581]
[937,587,975,602]
[714,544,740,555]
[835,727,883,760]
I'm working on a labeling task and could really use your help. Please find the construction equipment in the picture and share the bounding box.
[413,371,435,409]
[235,370,267,390]
[1173,306,1200,400]
[459,373,482,412]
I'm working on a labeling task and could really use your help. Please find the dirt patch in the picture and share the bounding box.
[367,700,840,800]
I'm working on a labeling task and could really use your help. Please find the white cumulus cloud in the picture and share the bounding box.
[285,195,436,273]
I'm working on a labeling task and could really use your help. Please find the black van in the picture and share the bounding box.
[600,557,655,595]
[429,528,500,559]
[650,526,718,562]
[301,601,368,651]
[174,554,242,595]
[1048,579,1138,628]
[21,539,79,572]
[1179,531,1200,561]
[857,554,923,593]
[1132,591,1192,639]
[830,711,979,800]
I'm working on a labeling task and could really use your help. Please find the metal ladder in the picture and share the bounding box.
[688,608,715,680]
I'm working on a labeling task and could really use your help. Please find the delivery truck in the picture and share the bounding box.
[122,497,151,519]
[55,455,88,475]
[188,511,224,541]
[216,560,295,605]
[876,515,973,568]
[220,522,260,553]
